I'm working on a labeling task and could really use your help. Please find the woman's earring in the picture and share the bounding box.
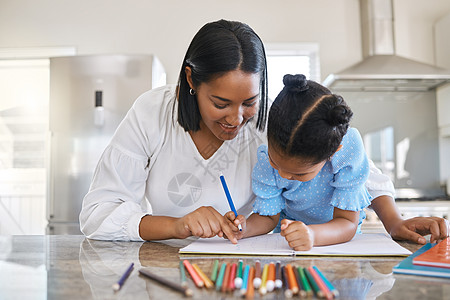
[189,88,196,96]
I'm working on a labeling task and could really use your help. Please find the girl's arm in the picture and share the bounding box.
[280,208,359,250]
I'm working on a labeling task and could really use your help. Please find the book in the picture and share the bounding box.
[393,243,450,279]
[179,233,412,256]
[412,237,450,268]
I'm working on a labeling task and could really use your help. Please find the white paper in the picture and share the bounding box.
[179,233,412,256]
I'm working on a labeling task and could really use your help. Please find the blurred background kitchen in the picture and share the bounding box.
[1,0,450,235]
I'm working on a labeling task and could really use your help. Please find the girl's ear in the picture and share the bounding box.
[185,66,194,90]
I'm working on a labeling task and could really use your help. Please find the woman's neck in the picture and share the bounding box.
[189,121,224,160]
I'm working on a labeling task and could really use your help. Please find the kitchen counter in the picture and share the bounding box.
[1,235,449,299]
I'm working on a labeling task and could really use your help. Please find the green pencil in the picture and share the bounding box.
[210,259,219,282]
[298,267,313,297]
[303,267,324,298]
[234,259,244,288]
[179,260,188,287]
[215,262,227,291]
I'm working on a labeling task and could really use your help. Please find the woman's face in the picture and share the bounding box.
[193,70,260,141]
[268,146,326,182]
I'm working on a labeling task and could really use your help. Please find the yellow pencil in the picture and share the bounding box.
[259,263,269,295]
[192,263,214,289]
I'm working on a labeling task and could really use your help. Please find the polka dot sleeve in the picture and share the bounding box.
[252,145,285,216]
[329,128,372,211]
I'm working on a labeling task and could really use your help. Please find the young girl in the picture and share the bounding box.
[227,74,372,250]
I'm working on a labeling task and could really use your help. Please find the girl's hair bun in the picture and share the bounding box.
[326,95,353,126]
[282,74,309,92]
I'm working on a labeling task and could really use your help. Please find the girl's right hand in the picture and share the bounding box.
[175,206,238,243]
[224,211,246,241]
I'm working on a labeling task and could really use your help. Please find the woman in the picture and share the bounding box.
[80,19,447,243]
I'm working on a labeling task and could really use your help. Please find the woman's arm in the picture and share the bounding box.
[370,195,448,244]
[139,207,239,243]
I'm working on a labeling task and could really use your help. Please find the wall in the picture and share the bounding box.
[1,0,450,84]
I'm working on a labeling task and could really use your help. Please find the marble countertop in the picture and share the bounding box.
[1,235,449,299]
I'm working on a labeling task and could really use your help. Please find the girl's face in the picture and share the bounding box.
[191,69,260,141]
[268,146,326,182]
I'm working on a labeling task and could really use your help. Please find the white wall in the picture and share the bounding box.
[1,0,449,84]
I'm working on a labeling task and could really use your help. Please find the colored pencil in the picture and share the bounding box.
[215,263,227,291]
[294,266,307,298]
[228,262,237,291]
[259,263,269,295]
[234,259,244,288]
[281,266,293,298]
[253,260,262,288]
[266,262,275,292]
[179,261,188,287]
[313,266,339,298]
[308,266,333,299]
[240,265,250,295]
[275,261,282,289]
[210,259,219,283]
[285,264,299,294]
[112,262,134,291]
[304,267,323,298]
[246,266,255,299]
[139,268,193,297]
[219,173,242,230]
[221,262,231,293]
[192,263,214,289]
[183,260,204,288]
[298,267,313,297]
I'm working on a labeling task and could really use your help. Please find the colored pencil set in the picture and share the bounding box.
[181,259,339,299]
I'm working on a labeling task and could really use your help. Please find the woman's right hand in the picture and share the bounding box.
[175,206,238,243]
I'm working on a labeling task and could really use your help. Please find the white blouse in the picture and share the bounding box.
[79,84,395,241]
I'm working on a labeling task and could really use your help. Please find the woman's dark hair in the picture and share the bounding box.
[268,74,353,164]
[177,19,268,131]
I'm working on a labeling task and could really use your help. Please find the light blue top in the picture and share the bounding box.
[252,127,372,233]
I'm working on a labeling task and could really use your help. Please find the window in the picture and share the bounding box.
[265,43,321,100]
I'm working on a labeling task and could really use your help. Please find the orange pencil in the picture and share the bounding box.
[183,260,204,288]
[192,263,214,289]
[246,266,255,299]
[308,266,333,300]
[228,263,237,291]
[266,262,275,292]
[285,264,299,294]
[221,263,231,293]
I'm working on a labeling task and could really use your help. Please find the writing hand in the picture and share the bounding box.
[224,211,246,241]
[280,219,314,251]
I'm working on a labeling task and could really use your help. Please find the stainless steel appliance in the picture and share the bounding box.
[323,0,450,199]
[48,54,166,234]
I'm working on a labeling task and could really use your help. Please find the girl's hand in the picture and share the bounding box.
[224,211,246,241]
[280,219,315,251]
[389,216,449,244]
[175,206,238,243]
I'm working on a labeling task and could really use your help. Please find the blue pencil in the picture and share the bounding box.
[240,265,250,295]
[313,265,339,297]
[219,173,242,231]
[112,262,134,291]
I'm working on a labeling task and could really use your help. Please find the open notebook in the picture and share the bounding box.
[179,233,411,256]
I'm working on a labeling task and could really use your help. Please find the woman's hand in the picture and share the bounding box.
[389,216,448,244]
[174,206,238,243]
[224,211,246,241]
[280,219,315,251]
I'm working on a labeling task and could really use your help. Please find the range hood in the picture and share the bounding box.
[323,0,450,92]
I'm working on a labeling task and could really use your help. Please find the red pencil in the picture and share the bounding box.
[228,263,237,291]
[183,260,204,288]
[308,266,333,300]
